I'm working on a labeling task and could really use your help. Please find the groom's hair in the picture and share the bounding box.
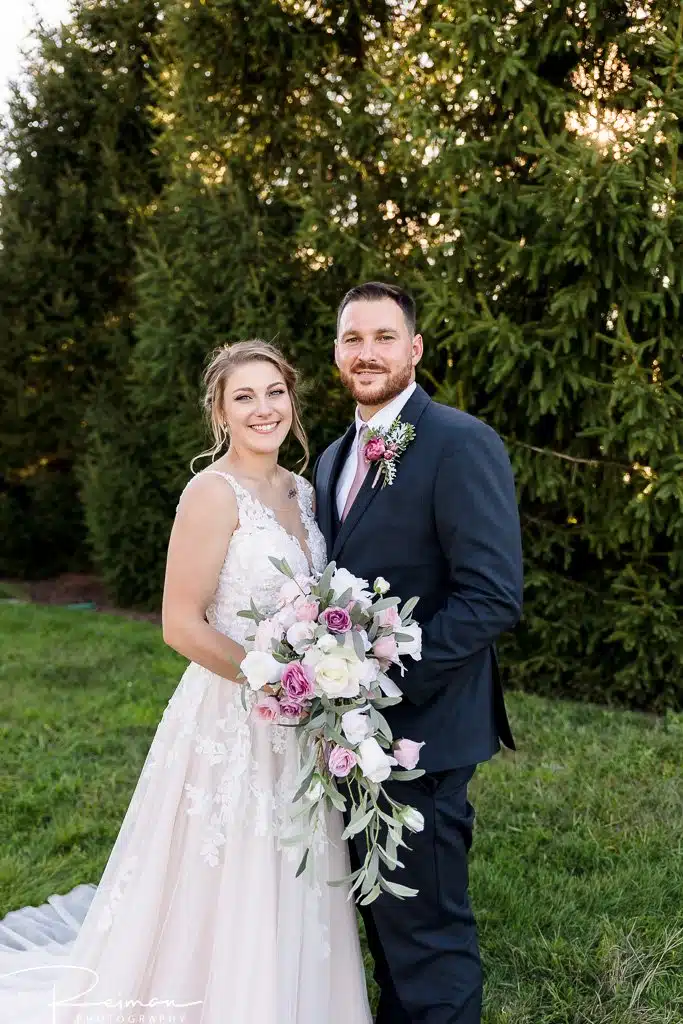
[337,281,417,336]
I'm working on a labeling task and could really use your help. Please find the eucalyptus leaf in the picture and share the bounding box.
[372,709,393,743]
[322,781,347,812]
[327,867,363,887]
[380,877,419,899]
[349,603,365,626]
[389,768,425,781]
[272,651,293,664]
[270,556,294,578]
[342,807,375,840]
[324,726,352,749]
[291,769,316,803]
[317,561,335,598]
[352,630,366,661]
[295,849,309,878]
[377,845,404,871]
[371,596,401,614]
[334,587,353,608]
[400,596,420,622]
[359,883,382,905]
[371,695,402,709]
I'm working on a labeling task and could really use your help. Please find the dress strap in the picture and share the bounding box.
[294,475,315,523]
[197,470,270,527]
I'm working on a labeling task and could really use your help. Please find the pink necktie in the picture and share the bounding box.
[342,427,370,521]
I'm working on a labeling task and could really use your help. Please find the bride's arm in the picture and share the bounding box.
[162,473,247,680]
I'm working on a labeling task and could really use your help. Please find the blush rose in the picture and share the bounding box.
[280,661,315,701]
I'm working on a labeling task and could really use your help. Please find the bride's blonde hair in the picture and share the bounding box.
[191,340,309,473]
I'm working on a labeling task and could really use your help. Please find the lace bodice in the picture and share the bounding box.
[188,470,327,645]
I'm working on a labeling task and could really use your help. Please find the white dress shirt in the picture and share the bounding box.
[336,381,417,518]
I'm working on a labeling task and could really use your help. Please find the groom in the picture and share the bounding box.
[313,282,523,1023]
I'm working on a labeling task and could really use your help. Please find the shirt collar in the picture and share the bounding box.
[354,381,417,438]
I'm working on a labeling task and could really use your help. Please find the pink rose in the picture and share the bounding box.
[383,445,398,462]
[280,661,315,701]
[327,745,358,778]
[373,634,399,667]
[321,606,352,634]
[379,606,401,630]
[254,617,283,653]
[295,598,320,622]
[364,436,386,462]
[279,696,307,719]
[252,695,280,723]
[393,738,425,770]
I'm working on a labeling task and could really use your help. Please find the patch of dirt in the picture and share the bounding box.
[2,573,161,624]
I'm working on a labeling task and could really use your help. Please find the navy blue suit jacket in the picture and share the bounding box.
[313,385,523,771]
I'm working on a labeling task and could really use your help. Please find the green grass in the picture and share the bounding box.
[1,604,682,1022]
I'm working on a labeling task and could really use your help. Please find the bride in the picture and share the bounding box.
[0,340,372,1023]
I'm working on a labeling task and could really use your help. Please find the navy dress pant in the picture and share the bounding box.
[349,766,481,1024]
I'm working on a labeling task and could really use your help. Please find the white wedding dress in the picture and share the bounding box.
[0,471,372,1024]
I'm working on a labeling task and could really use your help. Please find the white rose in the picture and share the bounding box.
[286,620,317,652]
[314,648,362,699]
[357,656,380,688]
[373,577,390,596]
[254,617,284,653]
[315,633,338,654]
[400,806,425,833]
[357,737,398,784]
[240,650,283,691]
[341,706,373,745]
[396,622,422,660]
[330,567,372,604]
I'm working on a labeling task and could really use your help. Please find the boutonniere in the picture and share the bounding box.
[363,416,416,488]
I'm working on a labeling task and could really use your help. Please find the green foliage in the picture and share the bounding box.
[394,0,683,709]
[83,0,433,606]
[2,605,682,1019]
[0,0,165,576]
[4,0,683,708]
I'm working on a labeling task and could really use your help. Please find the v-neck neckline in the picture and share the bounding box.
[219,470,314,572]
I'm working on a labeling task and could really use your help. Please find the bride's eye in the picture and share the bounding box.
[269,389,286,397]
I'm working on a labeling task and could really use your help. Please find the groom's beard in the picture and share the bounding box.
[339,358,414,407]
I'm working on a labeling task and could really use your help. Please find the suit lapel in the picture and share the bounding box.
[331,384,431,561]
[319,422,355,553]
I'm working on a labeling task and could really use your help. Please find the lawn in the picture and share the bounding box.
[1,603,681,1022]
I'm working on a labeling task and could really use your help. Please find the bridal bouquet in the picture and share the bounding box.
[239,559,425,905]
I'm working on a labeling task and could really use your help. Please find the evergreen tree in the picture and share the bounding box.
[394,0,683,707]
[83,0,436,605]
[0,0,165,577]
[19,0,682,709]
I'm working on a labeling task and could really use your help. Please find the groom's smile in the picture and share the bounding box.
[335,295,423,416]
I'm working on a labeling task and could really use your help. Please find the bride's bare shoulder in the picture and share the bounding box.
[176,469,238,521]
